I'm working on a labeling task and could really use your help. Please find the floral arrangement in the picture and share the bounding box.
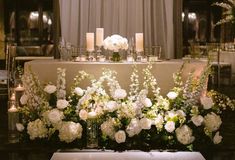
[17,63,235,151]
[103,34,128,61]
[212,0,235,25]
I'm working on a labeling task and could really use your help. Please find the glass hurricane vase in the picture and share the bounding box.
[86,119,98,148]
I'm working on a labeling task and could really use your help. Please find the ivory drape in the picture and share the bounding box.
[59,0,175,59]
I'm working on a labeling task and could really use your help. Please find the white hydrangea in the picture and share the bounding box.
[44,84,56,94]
[213,131,222,144]
[167,91,178,100]
[141,98,152,107]
[200,96,214,110]
[27,119,48,140]
[57,99,69,109]
[113,89,127,99]
[126,118,142,137]
[20,94,28,105]
[58,121,83,143]
[47,109,64,124]
[79,109,88,121]
[103,34,128,52]
[115,130,126,144]
[101,118,116,139]
[105,101,118,112]
[175,125,195,145]
[74,87,84,96]
[139,118,152,130]
[204,112,222,132]
[16,123,24,132]
[191,115,204,126]
[164,121,175,133]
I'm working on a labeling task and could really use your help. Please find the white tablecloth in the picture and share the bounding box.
[24,59,207,96]
[50,151,205,160]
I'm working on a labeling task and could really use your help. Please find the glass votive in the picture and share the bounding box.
[141,56,148,62]
[8,101,19,143]
[97,55,106,62]
[127,55,134,62]
[148,56,158,62]
[80,55,87,62]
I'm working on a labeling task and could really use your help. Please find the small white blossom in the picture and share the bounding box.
[56,99,69,109]
[115,130,126,143]
[164,121,175,133]
[44,84,56,94]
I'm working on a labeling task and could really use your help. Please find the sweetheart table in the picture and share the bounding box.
[24,59,207,95]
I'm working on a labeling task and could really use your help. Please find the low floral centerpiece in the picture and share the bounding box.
[103,34,128,62]
[16,63,235,151]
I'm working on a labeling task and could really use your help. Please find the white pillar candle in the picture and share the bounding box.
[96,28,104,47]
[10,93,16,101]
[135,33,144,52]
[86,33,95,52]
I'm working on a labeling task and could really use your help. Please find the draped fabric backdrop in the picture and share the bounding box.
[59,0,175,59]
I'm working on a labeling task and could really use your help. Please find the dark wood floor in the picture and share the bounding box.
[0,84,235,160]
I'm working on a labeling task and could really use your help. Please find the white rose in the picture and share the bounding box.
[20,94,28,105]
[79,109,88,121]
[106,101,118,112]
[175,125,195,145]
[44,84,56,94]
[167,91,178,100]
[204,112,222,132]
[113,89,127,99]
[48,109,64,124]
[142,98,152,107]
[88,111,97,119]
[191,115,204,126]
[56,99,69,109]
[213,131,222,144]
[74,87,84,96]
[58,121,83,143]
[200,96,214,110]
[16,123,24,132]
[164,121,175,133]
[140,118,152,130]
[115,130,126,143]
